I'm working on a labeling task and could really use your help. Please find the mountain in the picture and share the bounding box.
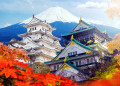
[22,6,79,24]
[0,6,120,46]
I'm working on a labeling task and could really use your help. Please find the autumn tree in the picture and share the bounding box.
[0,43,79,86]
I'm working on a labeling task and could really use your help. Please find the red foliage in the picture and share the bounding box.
[0,43,79,86]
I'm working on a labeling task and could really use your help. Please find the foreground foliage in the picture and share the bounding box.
[0,43,78,86]
[1,33,120,86]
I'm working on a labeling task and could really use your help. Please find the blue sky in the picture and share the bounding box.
[0,0,119,29]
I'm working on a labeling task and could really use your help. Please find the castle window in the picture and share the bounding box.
[54,65,56,70]
[29,28,31,32]
[35,27,36,30]
[79,60,81,65]
[73,51,77,55]
[87,59,89,64]
[71,76,74,80]
[57,65,59,69]
[42,27,44,31]
[90,58,94,63]
[76,61,78,66]
[68,51,77,56]
[68,52,72,56]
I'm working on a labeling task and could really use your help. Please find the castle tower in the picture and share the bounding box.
[7,16,63,64]
[45,17,112,82]
[61,17,112,46]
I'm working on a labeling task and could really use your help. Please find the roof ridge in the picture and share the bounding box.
[61,27,93,36]
[81,20,93,27]
[71,19,93,32]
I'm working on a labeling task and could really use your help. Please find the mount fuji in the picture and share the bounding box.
[0,6,120,46]
[22,7,79,24]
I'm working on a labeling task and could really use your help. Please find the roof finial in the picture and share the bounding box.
[80,16,82,20]
[71,35,73,40]
[93,24,96,27]
[104,29,107,34]
[33,14,34,18]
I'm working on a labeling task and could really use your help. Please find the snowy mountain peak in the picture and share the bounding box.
[22,6,79,24]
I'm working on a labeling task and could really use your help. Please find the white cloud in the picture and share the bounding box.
[84,18,104,25]
[77,2,107,9]
[26,0,35,10]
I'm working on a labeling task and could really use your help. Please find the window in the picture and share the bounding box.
[90,58,94,63]
[35,27,36,30]
[68,52,72,56]
[29,28,31,32]
[73,51,77,55]
[54,65,56,70]
[68,51,77,56]
[57,65,59,69]
[42,27,44,31]
[87,59,89,64]
[76,61,78,66]
[71,76,74,80]
[79,60,81,65]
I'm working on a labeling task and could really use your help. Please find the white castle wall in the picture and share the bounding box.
[58,44,89,58]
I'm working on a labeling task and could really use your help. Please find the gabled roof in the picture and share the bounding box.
[55,61,80,75]
[61,19,93,37]
[61,19,94,37]
[45,38,97,63]
[72,20,93,32]
[28,16,41,25]
[61,26,94,37]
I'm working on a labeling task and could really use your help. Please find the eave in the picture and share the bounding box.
[61,27,93,37]
[45,51,98,65]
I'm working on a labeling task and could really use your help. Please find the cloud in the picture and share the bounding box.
[76,2,107,9]
[26,0,35,10]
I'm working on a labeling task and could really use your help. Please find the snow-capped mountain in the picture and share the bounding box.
[0,6,120,45]
[22,6,79,24]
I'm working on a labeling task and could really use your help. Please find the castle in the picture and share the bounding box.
[45,17,112,82]
[7,15,63,65]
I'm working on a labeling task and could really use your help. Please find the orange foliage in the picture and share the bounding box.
[0,43,30,61]
[106,33,120,54]
[0,43,79,86]
[106,33,120,61]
